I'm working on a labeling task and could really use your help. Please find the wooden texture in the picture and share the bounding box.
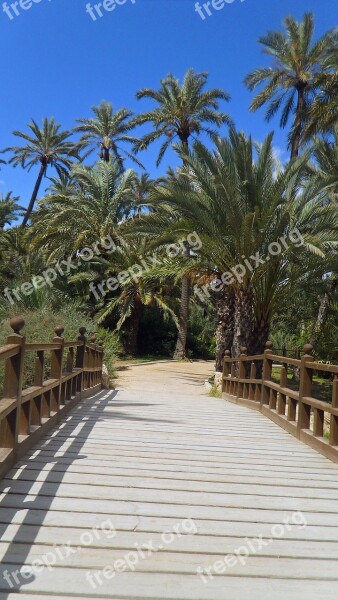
[223,343,338,463]
[0,361,338,599]
[0,319,104,481]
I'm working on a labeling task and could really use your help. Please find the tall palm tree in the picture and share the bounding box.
[74,101,141,168]
[151,131,338,360]
[134,68,231,358]
[245,13,337,159]
[2,118,79,226]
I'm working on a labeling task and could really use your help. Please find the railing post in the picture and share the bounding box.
[3,317,25,451]
[236,346,246,398]
[237,347,247,400]
[261,341,273,406]
[75,327,87,393]
[98,341,104,386]
[277,365,287,415]
[50,326,64,413]
[222,351,230,393]
[249,362,256,400]
[330,378,338,446]
[297,343,313,435]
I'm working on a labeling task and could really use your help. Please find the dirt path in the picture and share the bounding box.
[116,360,215,396]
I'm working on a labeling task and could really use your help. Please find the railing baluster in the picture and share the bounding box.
[249,362,256,400]
[278,366,287,416]
[50,326,64,412]
[297,344,313,434]
[75,327,87,393]
[261,341,273,406]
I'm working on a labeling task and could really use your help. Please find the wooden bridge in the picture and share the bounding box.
[0,319,338,599]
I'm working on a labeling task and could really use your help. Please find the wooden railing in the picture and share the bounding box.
[0,317,104,479]
[222,342,338,464]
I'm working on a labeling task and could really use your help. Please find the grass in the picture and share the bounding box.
[209,384,222,398]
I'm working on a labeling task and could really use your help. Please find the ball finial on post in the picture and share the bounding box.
[9,317,25,335]
[265,341,273,350]
[54,326,64,338]
[303,343,313,356]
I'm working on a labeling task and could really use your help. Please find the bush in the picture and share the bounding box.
[0,302,115,393]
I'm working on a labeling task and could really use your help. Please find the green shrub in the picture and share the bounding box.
[0,302,115,393]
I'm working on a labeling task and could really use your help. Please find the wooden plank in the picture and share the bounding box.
[1,479,338,512]
[5,470,338,499]
[1,569,338,599]
[13,460,338,486]
[2,525,338,558]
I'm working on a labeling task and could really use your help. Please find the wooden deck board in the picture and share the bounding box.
[0,361,338,599]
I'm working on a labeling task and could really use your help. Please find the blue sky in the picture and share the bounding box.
[0,0,337,210]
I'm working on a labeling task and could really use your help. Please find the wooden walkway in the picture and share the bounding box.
[1,361,338,599]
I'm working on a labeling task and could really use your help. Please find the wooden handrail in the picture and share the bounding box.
[0,317,104,479]
[222,342,338,464]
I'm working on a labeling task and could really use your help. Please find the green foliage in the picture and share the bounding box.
[134,68,231,165]
[245,12,338,155]
[96,327,121,376]
[209,385,222,398]
[187,305,216,360]
[0,302,112,393]
[0,43,337,372]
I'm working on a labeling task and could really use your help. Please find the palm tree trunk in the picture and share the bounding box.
[174,136,190,360]
[231,289,254,357]
[291,84,306,160]
[249,318,270,356]
[310,277,338,348]
[215,286,235,372]
[22,162,47,227]
[125,298,142,356]
[173,243,190,359]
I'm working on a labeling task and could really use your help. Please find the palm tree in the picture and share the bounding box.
[73,236,178,356]
[307,130,338,346]
[245,13,337,159]
[133,173,156,215]
[150,130,338,361]
[2,118,79,226]
[0,192,24,229]
[305,51,338,138]
[74,101,141,168]
[134,68,231,163]
[310,128,338,202]
[134,68,231,358]
[30,160,136,261]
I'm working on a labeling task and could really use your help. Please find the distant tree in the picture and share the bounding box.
[245,13,337,159]
[134,68,231,358]
[74,101,141,168]
[0,192,23,229]
[2,117,79,226]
